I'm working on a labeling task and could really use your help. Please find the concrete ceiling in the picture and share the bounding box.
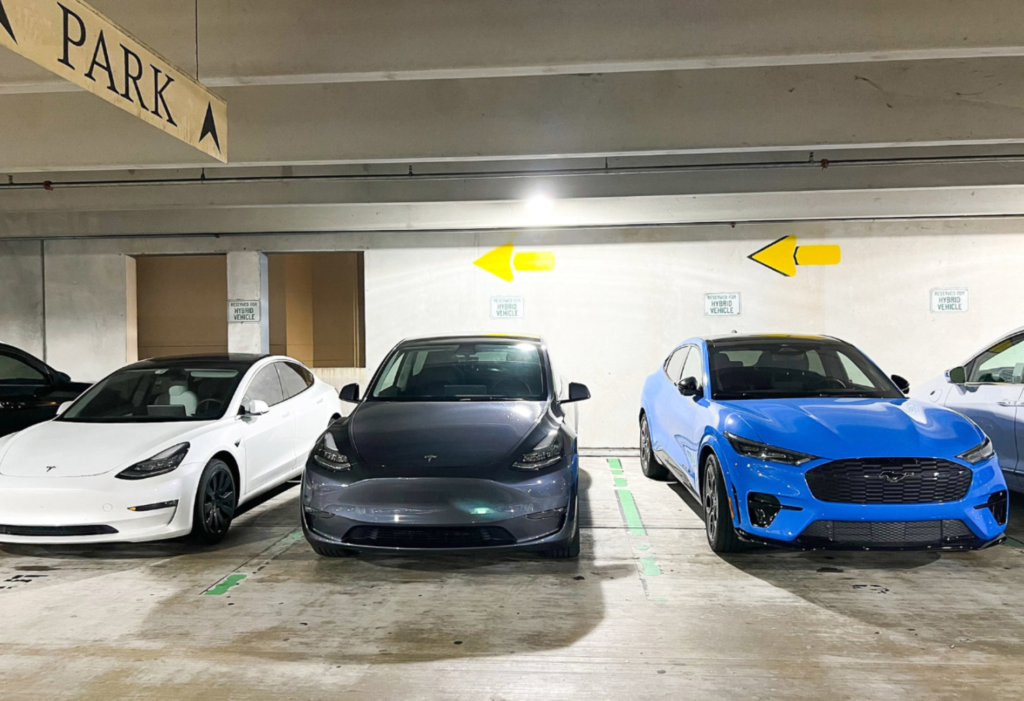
[3,1,1024,236]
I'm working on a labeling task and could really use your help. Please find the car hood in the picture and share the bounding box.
[0,420,216,477]
[719,397,985,460]
[349,401,545,468]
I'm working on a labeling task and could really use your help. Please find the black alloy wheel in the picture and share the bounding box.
[702,453,742,553]
[640,415,669,480]
[191,459,237,545]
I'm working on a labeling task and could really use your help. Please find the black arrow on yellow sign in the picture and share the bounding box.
[0,0,16,43]
[199,102,221,152]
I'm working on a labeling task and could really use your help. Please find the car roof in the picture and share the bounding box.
[126,354,270,371]
[397,334,544,346]
[704,334,847,347]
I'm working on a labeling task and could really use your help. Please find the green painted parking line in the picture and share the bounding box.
[613,476,628,488]
[608,458,623,474]
[204,574,246,596]
[640,557,662,577]
[616,489,647,537]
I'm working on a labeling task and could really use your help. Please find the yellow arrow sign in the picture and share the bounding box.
[748,236,841,277]
[474,243,555,282]
[0,0,227,162]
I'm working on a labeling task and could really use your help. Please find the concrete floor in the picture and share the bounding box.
[1,455,1023,700]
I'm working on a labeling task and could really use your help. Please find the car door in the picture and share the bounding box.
[944,333,1024,476]
[275,361,323,471]
[0,349,68,437]
[237,363,297,493]
[649,346,689,469]
[661,345,708,489]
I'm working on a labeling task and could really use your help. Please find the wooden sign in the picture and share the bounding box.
[0,0,227,161]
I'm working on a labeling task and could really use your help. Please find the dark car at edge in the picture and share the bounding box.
[0,343,91,437]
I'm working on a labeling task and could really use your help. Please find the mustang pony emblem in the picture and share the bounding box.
[45,466,57,472]
[879,470,911,484]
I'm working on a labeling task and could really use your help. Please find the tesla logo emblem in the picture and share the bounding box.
[45,466,57,472]
[424,455,438,463]
[879,471,910,483]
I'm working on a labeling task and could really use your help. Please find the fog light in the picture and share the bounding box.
[975,490,1008,526]
[748,493,782,528]
[526,507,567,520]
[128,500,178,512]
[303,506,334,519]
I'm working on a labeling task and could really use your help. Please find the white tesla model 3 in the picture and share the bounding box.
[0,354,342,545]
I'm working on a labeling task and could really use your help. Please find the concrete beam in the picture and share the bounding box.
[3,1,1024,92]
[4,57,1024,172]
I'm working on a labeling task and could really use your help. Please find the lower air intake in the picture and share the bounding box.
[0,524,118,537]
[343,525,517,548]
[798,519,974,548]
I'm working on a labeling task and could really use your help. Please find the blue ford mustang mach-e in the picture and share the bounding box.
[640,335,1008,553]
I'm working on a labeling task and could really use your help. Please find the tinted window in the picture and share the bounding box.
[664,348,688,382]
[243,366,285,407]
[370,341,546,401]
[680,346,704,385]
[278,362,313,399]
[0,354,45,383]
[969,335,1024,383]
[709,340,902,400]
[61,367,242,422]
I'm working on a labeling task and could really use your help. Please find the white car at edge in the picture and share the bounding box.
[0,354,342,544]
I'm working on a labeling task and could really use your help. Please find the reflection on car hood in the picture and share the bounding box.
[349,401,545,468]
[0,420,215,477]
[720,397,985,460]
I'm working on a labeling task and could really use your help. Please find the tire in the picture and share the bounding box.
[543,520,581,559]
[310,542,358,558]
[702,453,743,553]
[640,415,670,480]
[190,459,237,545]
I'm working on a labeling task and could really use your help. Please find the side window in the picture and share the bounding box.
[664,347,689,382]
[969,335,1024,384]
[242,366,285,407]
[277,362,313,400]
[680,346,704,386]
[0,354,46,383]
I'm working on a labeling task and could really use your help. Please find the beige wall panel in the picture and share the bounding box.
[312,252,364,368]
[136,255,227,360]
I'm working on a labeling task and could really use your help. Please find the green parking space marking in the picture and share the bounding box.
[205,574,246,596]
[608,458,624,474]
[613,476,628,488]
[640,557,662,577]
[615,489,647,537]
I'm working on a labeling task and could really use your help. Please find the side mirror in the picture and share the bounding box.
[947,366,967,385]
[678,376,702,398]
[244,399,270,416]
[891,374,910,394]
[57,401,74,415]
[563,382,591,403]
[53,371,72,386]
[339,383,361,403]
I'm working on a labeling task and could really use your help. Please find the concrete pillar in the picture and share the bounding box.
[227,251,269,354]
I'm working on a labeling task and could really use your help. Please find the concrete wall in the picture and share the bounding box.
[0,240,44,356]
[1,219,1022,446]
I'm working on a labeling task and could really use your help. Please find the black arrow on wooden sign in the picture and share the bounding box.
[199,102,220,152]
[0,0,16,43]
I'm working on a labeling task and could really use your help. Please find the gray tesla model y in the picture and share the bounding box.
[301,335,590,558]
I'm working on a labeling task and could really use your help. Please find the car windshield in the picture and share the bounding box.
[370,342,546,401]
[60,366,243,422]
[709,340,903,400]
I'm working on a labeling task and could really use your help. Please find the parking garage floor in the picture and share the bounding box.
[1,456,1022,700]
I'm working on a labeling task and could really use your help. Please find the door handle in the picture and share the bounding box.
[283,412,292,418]
[997,400,1024,407]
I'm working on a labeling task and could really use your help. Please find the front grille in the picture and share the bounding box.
[0,524,118,537]
[805,458,972,504]
[343,525,517,549]
[798,519,974,547]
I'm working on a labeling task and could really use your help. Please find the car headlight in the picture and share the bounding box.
[513,433,563,471]
[116,443,190,480]
[958,436,994,465]
[725,432,817,466]
[312,433,351,471]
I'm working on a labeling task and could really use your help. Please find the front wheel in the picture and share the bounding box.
[640,415,670,480]
[191,459,237,545]
[543,518,581,559]
[702,453,742,553]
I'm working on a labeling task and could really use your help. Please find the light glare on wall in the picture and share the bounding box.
[524,193,555,214]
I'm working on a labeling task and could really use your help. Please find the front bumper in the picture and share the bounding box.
[0,462,205,544]
[720,448,1008,551]
[301,458,578,553]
